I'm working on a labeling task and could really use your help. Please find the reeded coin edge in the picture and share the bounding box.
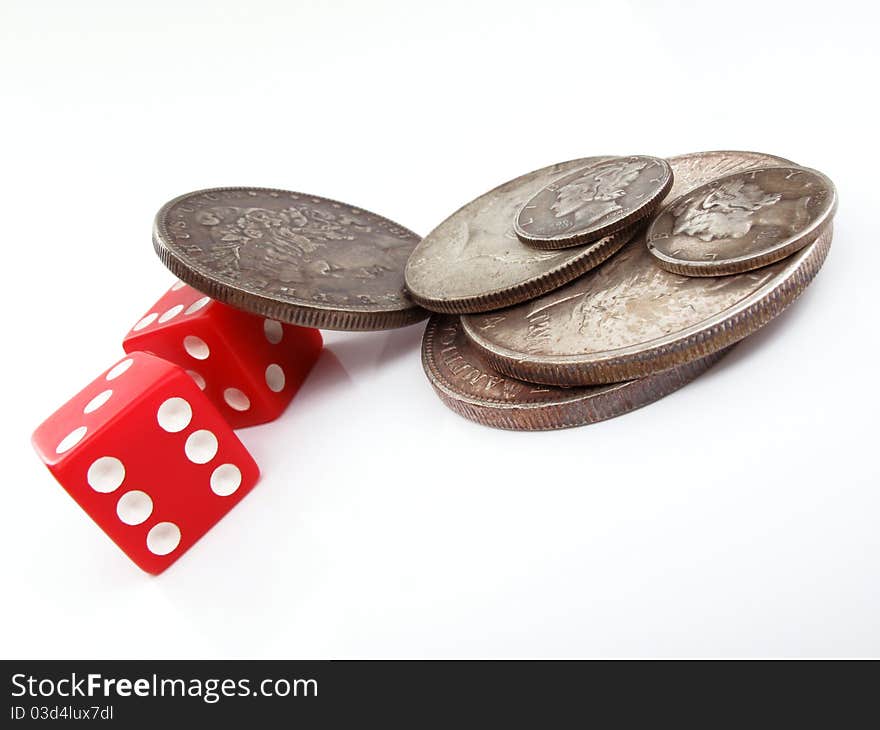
[514,157,674,249]
[422,317,732,431]
[463,222,833,386]
[647,165,838,276]
[152,186,428,331]
[406,222,643,314]
[651,226,823,277]
[154,238,428,330]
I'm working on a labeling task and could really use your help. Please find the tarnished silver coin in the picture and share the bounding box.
[153,187,427,331]
[462,151,834,386]
[404,157,643,314]
[423,315,731,431]
[514,155,673,249]
[647,165,837,276]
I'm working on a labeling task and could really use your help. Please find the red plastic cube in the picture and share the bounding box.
[31,352,260,574]
[123,281,323,428]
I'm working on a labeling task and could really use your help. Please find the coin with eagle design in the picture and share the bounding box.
[153,187,427,330]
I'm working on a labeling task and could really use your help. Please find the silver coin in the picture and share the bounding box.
[153,187,427,331]
[404,157,643,314]
[423,315,731,431]
[647,165,837,276]
[462,151,834,386]
[514,155,673,249]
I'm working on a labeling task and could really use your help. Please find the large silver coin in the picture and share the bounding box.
[404,157,642,314]
[153,187,427,331]
[647,165,836,276]
[462,151,833,386]
[514,155,672,249]
[423,315,730,431]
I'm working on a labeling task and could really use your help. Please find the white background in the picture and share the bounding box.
[2,0,877,658]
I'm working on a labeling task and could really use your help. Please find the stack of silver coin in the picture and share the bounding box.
[405,151,837,430]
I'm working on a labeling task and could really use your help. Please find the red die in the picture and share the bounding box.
[31,352,259,574]
[123,281,323,428]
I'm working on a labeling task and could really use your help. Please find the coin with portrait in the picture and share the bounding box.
[647,166,836,276]
[513,155,672,249]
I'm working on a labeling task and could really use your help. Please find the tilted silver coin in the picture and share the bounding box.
[422,315,731,431]
[462,151,834,386]
[153,187,427,331]
[647,165,837,276]
[514,155,673,249]
[404,157,643,314]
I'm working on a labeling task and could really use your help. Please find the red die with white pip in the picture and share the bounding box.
[31,351,259,574]
[123,280,323,428]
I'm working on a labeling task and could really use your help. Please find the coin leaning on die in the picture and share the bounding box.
[153,187,428,331]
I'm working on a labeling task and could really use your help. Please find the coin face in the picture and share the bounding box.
[404,157,642,314]
[423,315,730,431]
[647,165,836,276]
[514,155,673,249]
[462,151,834,385]
[153,187,427,331]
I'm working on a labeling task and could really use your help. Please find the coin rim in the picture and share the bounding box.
[513,155,674,249]
[406,221,642,314]
[461,151,833,385]
[152,186,428,331]
[646,165,838,276]
[422,315,732,431]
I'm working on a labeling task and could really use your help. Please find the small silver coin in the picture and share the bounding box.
[514,155,673,249]
[647,165,837,276]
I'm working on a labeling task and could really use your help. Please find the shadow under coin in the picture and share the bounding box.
[703,275,826,380]
[299,349,353,398]
[378,320,426,365]
[324,320,425,377]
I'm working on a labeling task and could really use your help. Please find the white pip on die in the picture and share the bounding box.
[32,352,260,574]
[124,281,323,428]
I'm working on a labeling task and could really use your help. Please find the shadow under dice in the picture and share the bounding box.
[31,352,260,574]
[123,281,323,428]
